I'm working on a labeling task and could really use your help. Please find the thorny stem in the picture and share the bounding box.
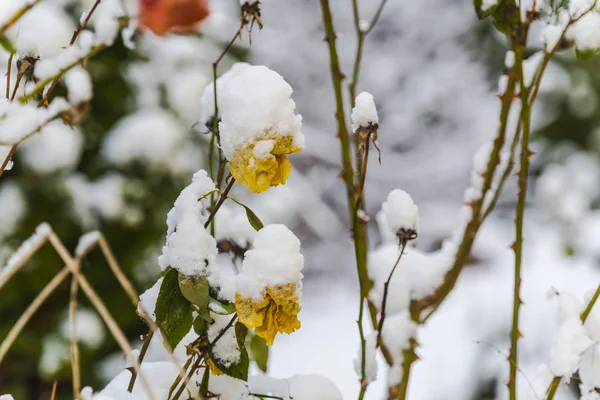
[128,330,155,393]
[320,0,393,367]
[509,45,531,400]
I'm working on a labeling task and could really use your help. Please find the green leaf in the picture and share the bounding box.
[193,316,208,337]
[491,0,520,36]
[248,332,269,373]
[227,197,264,231]
[155,268,194,350]
[208,321,250,381]
[473,0,498,19]
[178,273,210,310]
[213,299,236,315]
[576,47,600,62]
[0,35,16,55]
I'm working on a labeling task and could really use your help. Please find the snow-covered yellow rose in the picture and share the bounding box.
[229,135,302,193]
[235,283,301,345]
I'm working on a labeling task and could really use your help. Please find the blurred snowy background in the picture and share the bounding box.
[1,0,600,399]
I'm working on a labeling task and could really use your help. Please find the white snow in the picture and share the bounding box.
[64,66,93,104]
[354,332,378,383]
[60,308,105,349]
[137,277,163,321]
[102,109,187,170]
[569,12,600,53]
[218,65,304,161]
[158,170,220,284]
[549,316,593,377]
[504,50,515,68]
[0,223,52,281]
[19,120,83,173]
[351,92,379,132]
[207,314,241,367]
[235,224,304,300]
[199,62,251,128]
[75,231,101,257]
[381,189,419,239]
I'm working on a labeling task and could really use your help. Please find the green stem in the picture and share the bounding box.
[509,45,530,400]
[128,330,154,393]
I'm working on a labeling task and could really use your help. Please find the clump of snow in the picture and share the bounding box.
[158,170,220,284]
[0,99,70,146]
[19,120,83,173]
[0,183,26,239]
[351,91,379,132]
[381,189,419,240]
[523,51,544,88]
[520,0,543,21]
[75,231,101,257]
[199,62,251,128]
[0,223,52,281]
[102,109,187,169]
[543,23,566,52]
[60,308,105,349]
[137,277,163,321]
[91,0,126,46]
[235,224,304,300]
[64,66,93,104]
[0,395,15,400]
[287,374,343,400]
[353,332,378,383]
[207,314,241,367]
[504,50,515,68]
[382,313,418,362]
[549,316,593,376]
[481,0,498,12]
[213,204,257,247]
[66,173,127,227]
[218,65,304,160]
[568,12,600,53]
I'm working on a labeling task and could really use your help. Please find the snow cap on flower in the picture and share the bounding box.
[218,65,304,193]
[199,62,251,128]
[158,170,220,286]
[381,189,419,242]
[351,91,378,133]
[235,224,304,345]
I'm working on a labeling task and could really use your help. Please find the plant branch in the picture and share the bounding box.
[509,45,531,400]
[376,241,407,347]
[69,262,82,399]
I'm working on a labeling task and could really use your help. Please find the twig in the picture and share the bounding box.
[171,315,238,400]
[50,381,58,400]
[36,0,102,107]
[204,177,235,229]
[69,261,82,399]
[6,53,13,99]
[128,330,154,392]
[0,229,51,290]
[47,233,157,400]
[376,241,407,347]
[0,267,71,365]
[0,144,17,177]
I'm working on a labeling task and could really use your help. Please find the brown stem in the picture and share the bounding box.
[128,330,154,393]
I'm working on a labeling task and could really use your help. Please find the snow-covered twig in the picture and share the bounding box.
[0,0,41,33]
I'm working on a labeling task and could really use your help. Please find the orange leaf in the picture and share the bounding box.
[139,0,210,36]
